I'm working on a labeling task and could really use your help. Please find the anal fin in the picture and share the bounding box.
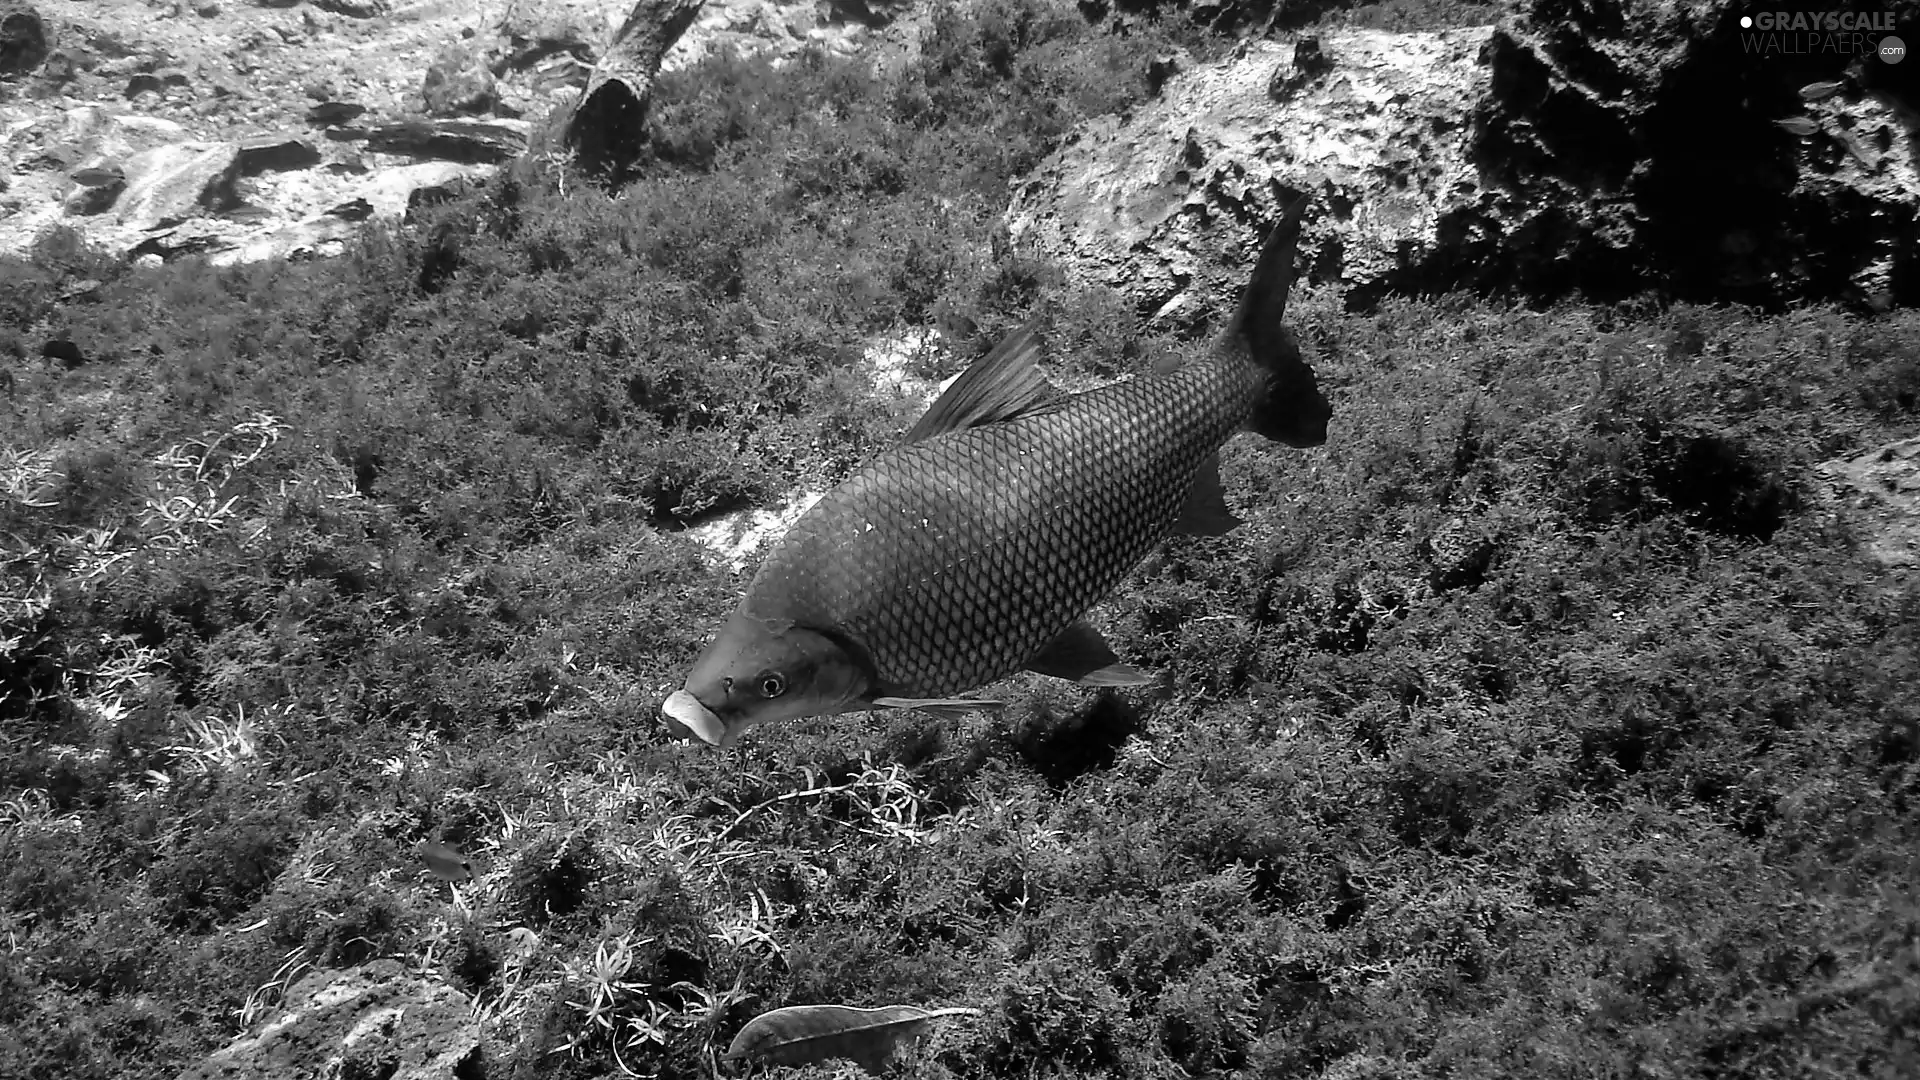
[871,697,1006,721]
[1076,663,1156,687]
[1026,620,1157,686]
[1172,453,1242,536]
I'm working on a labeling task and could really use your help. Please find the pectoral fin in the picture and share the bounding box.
[871,697,1007,721]
[1172,453,1242,536]
[1026,620,1157,686]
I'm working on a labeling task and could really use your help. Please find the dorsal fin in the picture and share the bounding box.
[902,316,1062,443]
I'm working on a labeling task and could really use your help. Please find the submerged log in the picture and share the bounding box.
[563,0,703,184]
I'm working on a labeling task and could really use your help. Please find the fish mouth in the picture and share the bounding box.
[662,690,727,747]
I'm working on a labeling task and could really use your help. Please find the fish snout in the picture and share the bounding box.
[662,689,728,746]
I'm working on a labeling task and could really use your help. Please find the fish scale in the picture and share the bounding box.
[742,355,1263,698]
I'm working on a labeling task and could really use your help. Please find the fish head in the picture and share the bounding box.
[661,610,870,747]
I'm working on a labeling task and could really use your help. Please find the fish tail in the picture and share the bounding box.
[1221,196,1331,448]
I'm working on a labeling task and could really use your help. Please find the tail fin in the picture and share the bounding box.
[1220,196,1331,448]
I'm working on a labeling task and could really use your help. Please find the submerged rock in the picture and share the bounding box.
[174,959,481,1080]
[1012,0,1919,315]
[116,141,244,227]
[335,118,530,163]
[422,41,498,116]
[235,134,322,175]
[1817,437,1920,576]
[309,0,386,17]
[1009,28,1491,320]
[0,0,48,76]
[1475,0,1919,308]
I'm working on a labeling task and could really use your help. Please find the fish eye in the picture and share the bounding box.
[756,672,786,698]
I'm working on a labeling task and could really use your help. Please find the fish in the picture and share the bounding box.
[304,101,367,126]
[326,198,374,221]
[1798,80,1844,103]
[661,198,1331,747]
[70,165,126,188]
[416,839,474,882]
[1774,116,1819,137]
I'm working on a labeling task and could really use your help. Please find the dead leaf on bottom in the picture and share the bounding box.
[724,1003,982,1073]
